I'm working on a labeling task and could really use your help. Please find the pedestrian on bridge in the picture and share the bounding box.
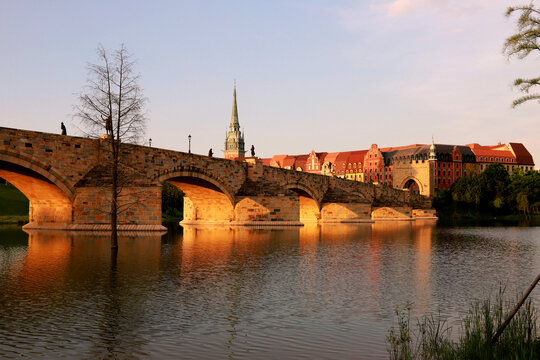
[61,122,67,135]
[208,148,213,157]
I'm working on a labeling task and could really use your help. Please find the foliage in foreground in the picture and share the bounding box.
[387,292,540,359]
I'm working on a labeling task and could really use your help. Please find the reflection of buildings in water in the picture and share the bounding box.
[21,231,73,290]
[412,220,434,313]
[14,230,164,359]
[179,225,302,353]
[0,227,29,278]
[371,220,436,313]
[298,224,321,310]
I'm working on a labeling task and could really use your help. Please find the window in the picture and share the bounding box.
[505,158,508,162]
[490,157,493,161]
[495,157,498,162]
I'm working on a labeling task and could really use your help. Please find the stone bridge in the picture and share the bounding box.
[0,127,434,230]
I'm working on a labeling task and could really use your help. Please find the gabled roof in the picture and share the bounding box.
[322,152,339,165]
[509,143,535,165]
[383,144,476,163]
[335,152,350,163]
[347,150,368,165]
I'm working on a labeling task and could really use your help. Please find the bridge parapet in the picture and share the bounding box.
[0,127,434,229]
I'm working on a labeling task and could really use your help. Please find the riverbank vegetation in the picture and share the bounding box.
[433,164,540,221]
[387,291,540,359]
[161,182,183,223]
[0,181,28,224]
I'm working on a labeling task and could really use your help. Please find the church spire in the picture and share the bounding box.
[230,80,239,130]
[224,81,246,160]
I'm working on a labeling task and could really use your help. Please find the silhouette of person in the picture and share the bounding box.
[250,145,255,157]
[61,122,67,135]
[208,148,213,157]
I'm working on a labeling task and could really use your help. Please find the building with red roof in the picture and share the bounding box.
[262,141,534,197]
[466,142,535,173]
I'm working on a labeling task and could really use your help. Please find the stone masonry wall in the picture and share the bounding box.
[0,127,433,228]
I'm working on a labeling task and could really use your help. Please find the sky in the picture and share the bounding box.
[0,0,538,164]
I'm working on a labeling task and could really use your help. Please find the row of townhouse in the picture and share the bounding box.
[261,141,535,197]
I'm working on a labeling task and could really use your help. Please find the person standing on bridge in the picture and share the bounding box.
[208,148,213,157]
[61,122,67,135]
[251,145,255,157]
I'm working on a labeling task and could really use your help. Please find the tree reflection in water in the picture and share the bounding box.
[2,220,538,359]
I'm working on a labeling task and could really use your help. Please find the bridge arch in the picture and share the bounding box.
[157,170,236,224]
[400,176,423,194]
[0,151,75,200]
[285,183,321,223]
[0,152,74,227]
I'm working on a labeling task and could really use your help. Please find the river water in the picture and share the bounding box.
[0,221,539,359]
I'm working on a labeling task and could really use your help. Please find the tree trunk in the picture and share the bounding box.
[111,138,118,250]
[491,272,540,343]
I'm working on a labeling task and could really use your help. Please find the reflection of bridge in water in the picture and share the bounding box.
[0,127,434,230]
[0,221,438,358]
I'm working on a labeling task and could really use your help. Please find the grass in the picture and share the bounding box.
[388,290,540,359]
[0,183,29,216]
[0,183,29,224]
[0,215,28,225]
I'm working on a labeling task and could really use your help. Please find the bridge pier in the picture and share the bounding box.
[23,185,166,231]
[320,202,373,223]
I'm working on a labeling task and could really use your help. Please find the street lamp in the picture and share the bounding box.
[188,134,191,154]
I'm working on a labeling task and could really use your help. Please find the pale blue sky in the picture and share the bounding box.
[0,0,538,163]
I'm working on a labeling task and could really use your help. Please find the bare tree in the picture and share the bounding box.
[504,3,540,107]
[75,44,147,249]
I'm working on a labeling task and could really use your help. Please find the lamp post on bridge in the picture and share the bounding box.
[188,134,191,154]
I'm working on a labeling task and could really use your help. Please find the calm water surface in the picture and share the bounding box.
[1,221,540,359]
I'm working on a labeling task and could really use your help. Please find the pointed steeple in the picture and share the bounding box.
[230,81,240,130]
[224,81,246,159]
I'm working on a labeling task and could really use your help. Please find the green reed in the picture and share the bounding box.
[387,291,540,359]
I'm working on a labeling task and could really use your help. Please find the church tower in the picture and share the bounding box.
[224,84,246,159]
